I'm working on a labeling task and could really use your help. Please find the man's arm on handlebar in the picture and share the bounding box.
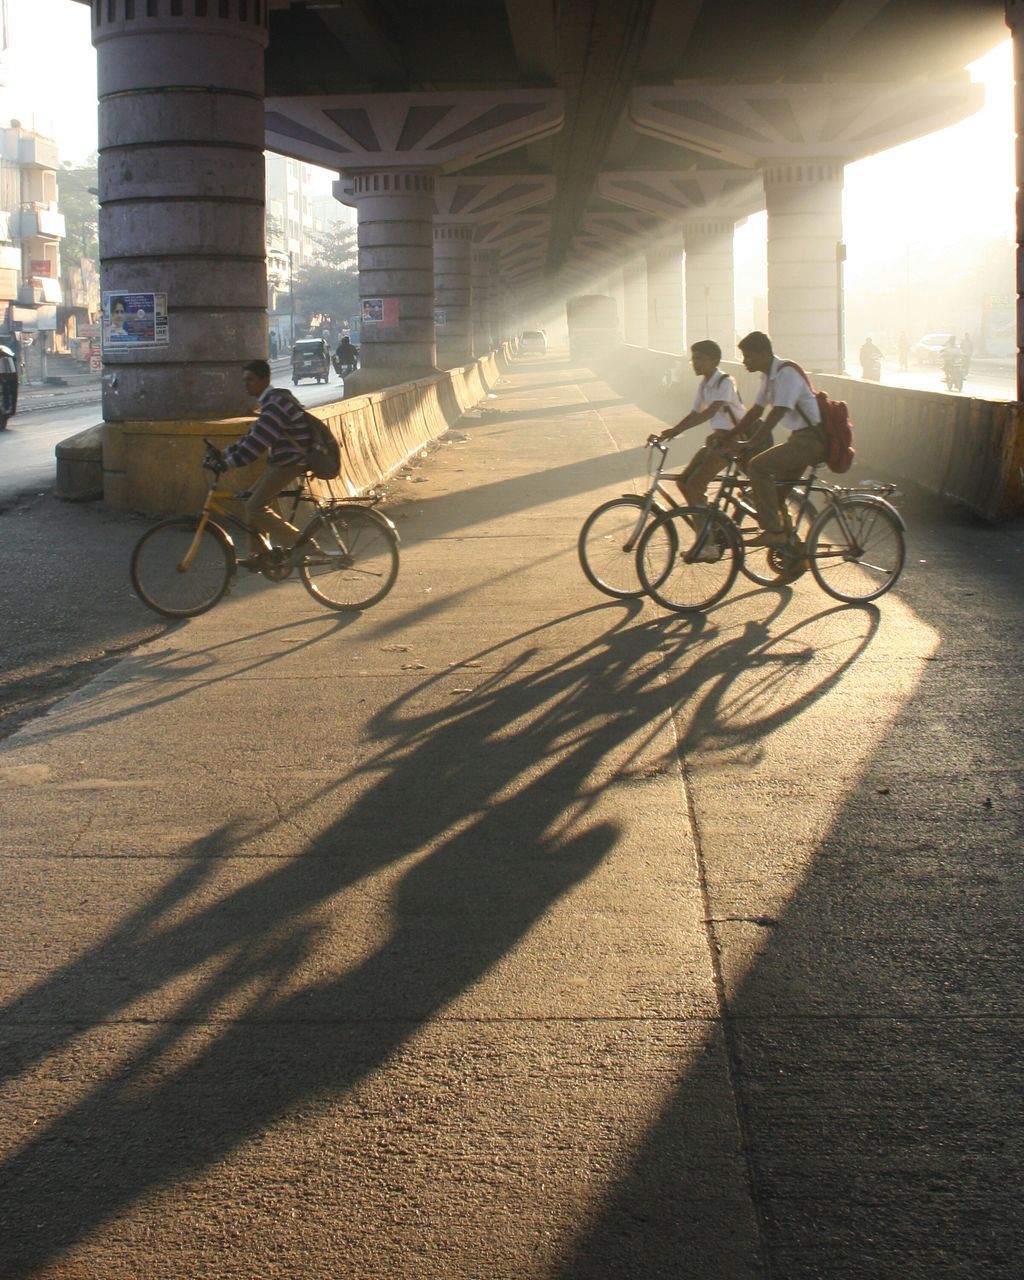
[657,401,723,442]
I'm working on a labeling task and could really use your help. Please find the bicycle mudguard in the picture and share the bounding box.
[837,493,907,530]
[332,503,401,543]
[189,516,237,554]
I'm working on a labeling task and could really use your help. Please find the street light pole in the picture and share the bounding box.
[288,251,295,345]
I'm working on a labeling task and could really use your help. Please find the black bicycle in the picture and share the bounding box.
[636,458,906,613]
[577,436,794,598]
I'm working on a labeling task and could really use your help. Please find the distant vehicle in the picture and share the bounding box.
[943,350,966,393]
[912,332,955,366]
[292,337,331,385]
[566,294,620,362]
[0,345,18,430]
[519,329,548,355]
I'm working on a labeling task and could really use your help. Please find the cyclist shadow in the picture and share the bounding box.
[0,596,880,1275]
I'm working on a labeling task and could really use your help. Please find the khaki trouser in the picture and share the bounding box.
[747,426,828,533]
[243,462,306,554]
[677,429,766,506]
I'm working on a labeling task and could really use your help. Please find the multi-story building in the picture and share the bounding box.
[0,119,65,375]
[264,153,350,352]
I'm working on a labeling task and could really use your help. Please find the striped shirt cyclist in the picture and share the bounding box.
[222,385,312,470]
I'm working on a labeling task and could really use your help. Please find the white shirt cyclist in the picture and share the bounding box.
[693,369,745,432]
[754,357,821,433]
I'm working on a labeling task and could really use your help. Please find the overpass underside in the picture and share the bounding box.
[72,0,1020,514]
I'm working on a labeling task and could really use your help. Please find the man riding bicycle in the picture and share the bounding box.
[210,358,313,568]
[722,331,829,548]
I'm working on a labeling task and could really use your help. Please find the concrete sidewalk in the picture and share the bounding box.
[1,354,1021,1278]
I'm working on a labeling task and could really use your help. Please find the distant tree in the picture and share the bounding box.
[58,158,99,267]
[292,222,359,326]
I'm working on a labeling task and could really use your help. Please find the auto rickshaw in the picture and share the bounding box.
[0,345,18,430]
[291,337,331,385]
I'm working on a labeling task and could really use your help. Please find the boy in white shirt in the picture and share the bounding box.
[658,339,761,508]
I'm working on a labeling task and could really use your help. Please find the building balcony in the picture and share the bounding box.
[17,134,59,170]
[10,207,65,239]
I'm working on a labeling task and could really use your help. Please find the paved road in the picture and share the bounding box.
[861,359,1014,401]
[0,354,1021,1278]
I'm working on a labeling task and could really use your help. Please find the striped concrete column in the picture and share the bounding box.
[683,218,736,352]
[348,168,437,390]
[91,3,268,420]
[763,159,845,372]
[1008,0,1024,398]
[645,240,684,355]
[622,257,648,347]
[433,222,474,368]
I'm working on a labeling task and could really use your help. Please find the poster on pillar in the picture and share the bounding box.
[434,308,446,327]
[102,292,169,351]
[362,298,401,328]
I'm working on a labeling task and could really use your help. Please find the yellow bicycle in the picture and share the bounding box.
[131,442,399,618]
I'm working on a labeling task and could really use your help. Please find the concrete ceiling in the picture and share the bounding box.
[263,0,1006,281]
[76,0,1009,286]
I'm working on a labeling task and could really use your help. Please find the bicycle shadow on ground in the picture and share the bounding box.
[0,591,883,1276]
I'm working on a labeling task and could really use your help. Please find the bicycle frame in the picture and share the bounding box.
[177,471,364,573]
[615,438,685,552]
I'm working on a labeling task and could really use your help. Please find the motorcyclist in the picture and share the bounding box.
[941,335,963,389]
[334,335,359,374]
[859,337,883,381]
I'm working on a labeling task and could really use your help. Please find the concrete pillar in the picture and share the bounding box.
[622,257,648,347]
[645,240,684,355]
[347,168,437,390]
[683,218,736,353]
[472,248,495,356]
[1008,0,1024,399]
[91,5,269,420]
[433,222,474,369]
[762,159,845,372]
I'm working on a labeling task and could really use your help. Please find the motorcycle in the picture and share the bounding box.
[860,353,881,382]
[943,352,965,393]
[332,346,359,377]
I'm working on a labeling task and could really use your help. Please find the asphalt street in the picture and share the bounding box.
[0,354,1021,1278]
[0,356,343,505]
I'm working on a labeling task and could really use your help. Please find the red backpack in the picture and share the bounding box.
[776,360,855,474]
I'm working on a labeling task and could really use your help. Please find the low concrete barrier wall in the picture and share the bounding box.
[93,348,507,516]
[605,345,1024,521]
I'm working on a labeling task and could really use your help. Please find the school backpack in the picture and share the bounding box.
[298,410,343,480]
[776,360,855,474]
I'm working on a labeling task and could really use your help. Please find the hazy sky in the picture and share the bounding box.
[2,1,1014,260]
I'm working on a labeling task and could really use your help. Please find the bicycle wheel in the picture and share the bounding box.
[808,498,906,602]
[732,492,817,586]
[300,506,399,610]
[130,517,233,618]
[577,496,676,598]
[637,506,741,612]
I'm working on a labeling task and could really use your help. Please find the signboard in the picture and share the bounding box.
[31,259,53,277]
[434,308,446,327]
[101,291,169,352]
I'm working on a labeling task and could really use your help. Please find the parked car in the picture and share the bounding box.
[912,332,955,366]
[291,337,331,384]
[519,329,548,355]
[0,345,18,430]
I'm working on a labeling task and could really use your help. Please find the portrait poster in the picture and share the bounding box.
[102,292,169,351]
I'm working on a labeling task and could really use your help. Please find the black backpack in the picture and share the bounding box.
[285,410,342,480]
